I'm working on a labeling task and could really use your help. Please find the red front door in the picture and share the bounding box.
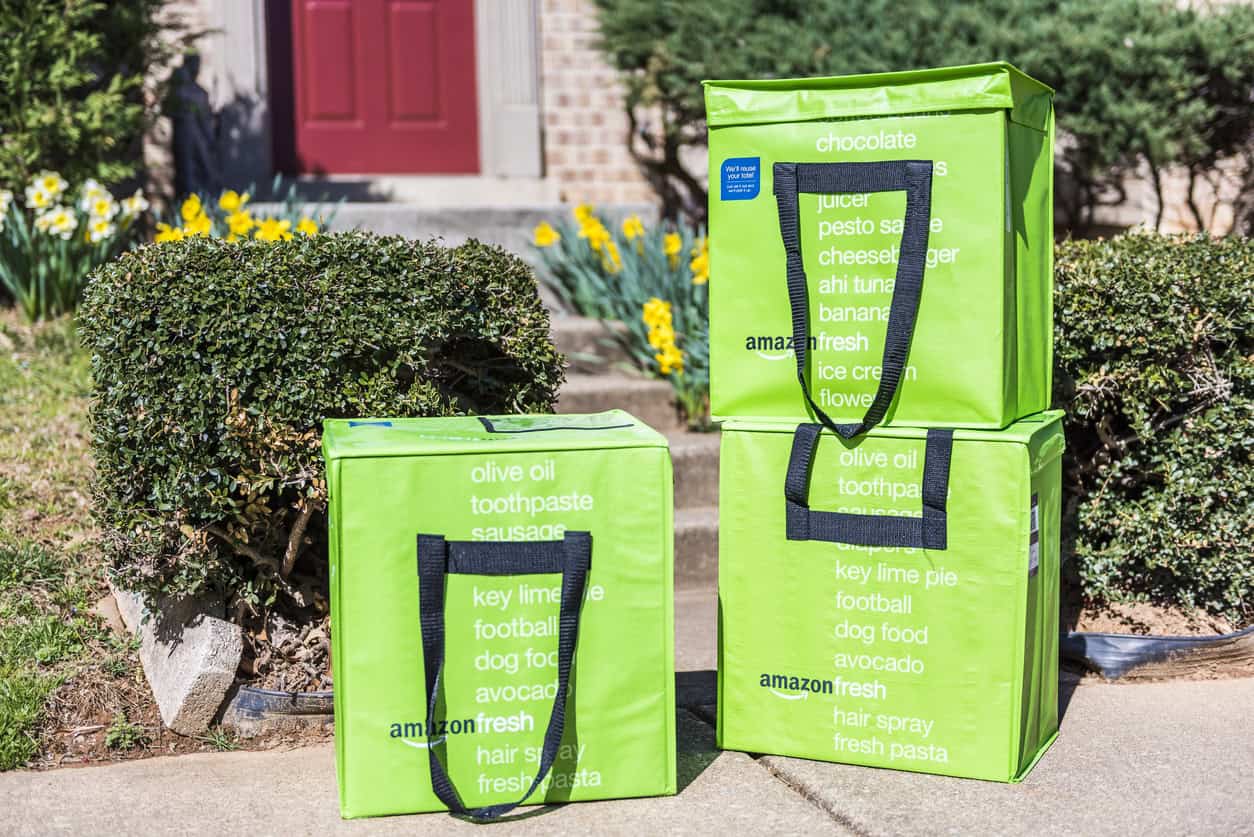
[287,0,479,174]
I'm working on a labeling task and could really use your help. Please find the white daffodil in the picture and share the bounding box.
[36,206,77,239]
[32,171,68,200]
[80,177,109,202]
[86,194,119,221]
[25,183,54,210]
[87,216,116,243]
[120,188,149,218]
[0,189,11,233]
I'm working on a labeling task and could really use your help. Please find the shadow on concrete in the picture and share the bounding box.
[674,671,722,793]
[1058,670,1083,725]
[676,709,722,794]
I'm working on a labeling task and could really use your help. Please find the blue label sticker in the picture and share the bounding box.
[720,157,760,200]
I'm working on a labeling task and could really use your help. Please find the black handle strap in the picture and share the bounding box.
[416,531,592,819]
[774,160,934,439]
[784,423,953,549]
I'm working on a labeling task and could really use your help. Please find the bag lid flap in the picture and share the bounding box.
[704,62,1052,132]
[322,410,667,460]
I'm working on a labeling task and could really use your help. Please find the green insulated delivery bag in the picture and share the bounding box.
[322,411,676,818]
[717,411,1064,781]
[704,63,1054,430]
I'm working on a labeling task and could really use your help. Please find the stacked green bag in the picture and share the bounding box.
[323,411,676,817]
[705,62,1054,429]
[718,414,1064,781]
[705,63,1065,781]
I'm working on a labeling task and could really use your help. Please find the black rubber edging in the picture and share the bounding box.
[1060,625,1254,679]
[228,685,334,719]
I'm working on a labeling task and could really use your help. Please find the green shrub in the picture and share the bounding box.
[1054,233,1253,625]
[531,206,710,427]
[593,0,1254,231]
[0,1,180,192]
[79,233,564,608]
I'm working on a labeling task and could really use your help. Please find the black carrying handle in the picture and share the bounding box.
[416,531,592,819]
[774,160,934,439]
[785,423,953,549]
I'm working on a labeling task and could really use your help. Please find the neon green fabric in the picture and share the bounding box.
[717,412,1064,782]
[704,63,1054,429]
[323,411,676,818]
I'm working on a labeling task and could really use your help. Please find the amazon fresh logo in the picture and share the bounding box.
[745,332,871,361]
[760,673,888,701]
[759,672,833,699]
[388,710,535,749]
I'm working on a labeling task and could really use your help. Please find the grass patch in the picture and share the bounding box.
[198,727,240,752]
[0,310,141,769]
[0,668,60,770]
[103,712,150,752]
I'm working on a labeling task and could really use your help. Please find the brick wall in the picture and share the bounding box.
[537,0,653,206]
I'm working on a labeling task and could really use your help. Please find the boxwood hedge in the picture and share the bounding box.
[79,233,564,607]
[1054,233,1252,626]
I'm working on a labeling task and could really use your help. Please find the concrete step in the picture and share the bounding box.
[557,373,683,432]
[669,431,720,509]
[549,316,633,374]
[675,505,717,590]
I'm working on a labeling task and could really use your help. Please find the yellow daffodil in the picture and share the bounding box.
[184,211,212,237]
[655,344,684,376]
[87,217,116,243]
[154,222,184,243]
[121,189,149,218]
[218,189,250,213]
[642,297,672,329]
[602,240,622,274]
[226,210,255,240]
[643,294,682,373]
[296,217,318,236]
[533,221,560,247]
[621,214,645,241]
[578,218,612,252]
[254,217,293,242]
[180,194,203,223]
[663,232,682,268]
[689,237,709,285]
[573,203,595,224]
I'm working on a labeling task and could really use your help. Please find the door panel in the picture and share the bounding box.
[288,0,479,173]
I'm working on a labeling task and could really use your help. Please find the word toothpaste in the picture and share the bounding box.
[470,490,594,517]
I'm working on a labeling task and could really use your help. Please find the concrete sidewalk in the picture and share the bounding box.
[3,675,1252,836]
